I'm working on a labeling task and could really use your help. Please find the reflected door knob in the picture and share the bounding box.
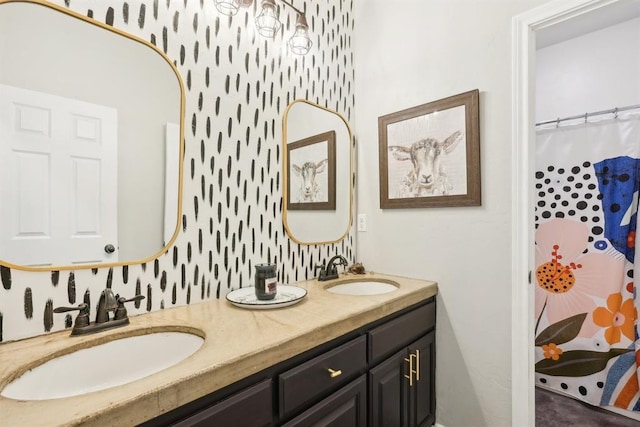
[104,244,116,254]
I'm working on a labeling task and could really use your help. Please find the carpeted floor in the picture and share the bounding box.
[536,387,640,426]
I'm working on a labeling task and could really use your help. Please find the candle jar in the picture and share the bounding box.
[255,263,277,300]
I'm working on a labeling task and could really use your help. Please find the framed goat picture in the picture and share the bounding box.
[378,89,481,208]
[287,130,336,210]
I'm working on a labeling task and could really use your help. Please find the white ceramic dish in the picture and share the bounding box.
[226,285,307,309]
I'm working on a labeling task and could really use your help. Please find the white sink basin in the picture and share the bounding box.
[326,279,399,296]
[1,330,204,400]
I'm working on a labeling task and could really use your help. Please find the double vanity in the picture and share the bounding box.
[0,273,437,426]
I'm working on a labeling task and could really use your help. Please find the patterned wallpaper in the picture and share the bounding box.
[0,0,355,342]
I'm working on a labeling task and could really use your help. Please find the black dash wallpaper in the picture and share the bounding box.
[0,0,355,342]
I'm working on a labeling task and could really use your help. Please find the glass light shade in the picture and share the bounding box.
[255,0,282,38]
[215,0,242,16]
[288,14,312,55]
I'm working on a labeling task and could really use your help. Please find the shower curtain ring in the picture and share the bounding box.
[584,113,588,123]
[614,107,619,119]
[556,118,560,128]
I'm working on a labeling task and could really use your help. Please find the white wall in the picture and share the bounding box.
[353,1,547,426]
[536,17,640,121]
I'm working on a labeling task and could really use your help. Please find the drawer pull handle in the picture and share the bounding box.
[327,368,342,378]
[405,352,420,387]
[404,355,414,387]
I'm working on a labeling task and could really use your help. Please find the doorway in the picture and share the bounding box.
[512,0,640,425]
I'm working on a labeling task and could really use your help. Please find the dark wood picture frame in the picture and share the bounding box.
[378,89,481,208]
[287,130,336,210]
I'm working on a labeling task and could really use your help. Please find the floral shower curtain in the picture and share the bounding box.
[535,112,640,411]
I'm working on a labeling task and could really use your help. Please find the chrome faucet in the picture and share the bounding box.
[54,287,145,336]
[316,255,348,281]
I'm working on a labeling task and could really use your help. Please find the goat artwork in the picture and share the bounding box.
[388,130,464,198]
[291,159,328,203]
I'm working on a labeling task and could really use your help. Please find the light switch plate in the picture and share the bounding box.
[357,214,367,232]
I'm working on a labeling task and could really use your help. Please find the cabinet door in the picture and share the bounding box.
[282,375,367,427]
[408,331,435,427]
[370,331,436,427]
[369,348,410,427]
[171,379,272,427]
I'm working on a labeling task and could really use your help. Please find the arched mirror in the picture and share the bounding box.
[283,100,353,244]
[0,0,184,270]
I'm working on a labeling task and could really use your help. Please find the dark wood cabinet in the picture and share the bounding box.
[279,335,367,419]
[171,379,272,427]
[368,302,436,365]
[369,347,409,426]
[408,332,435,427]
[282,375,367,427]
[143,298,436,427]
[370,332,435,427]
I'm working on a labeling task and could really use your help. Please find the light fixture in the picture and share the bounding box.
[214,0,243,16]
[215,0,312,55]
[255,0,282,38]
[287,12,312,55]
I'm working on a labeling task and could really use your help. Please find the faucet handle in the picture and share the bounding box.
[117,295,145,305]
[53,303,88,313]
[314,260,327,280]
[54,303,90,328]
[114,295,145,321]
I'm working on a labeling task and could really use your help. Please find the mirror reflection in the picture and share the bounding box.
[0,1,184,270]
[283,100,353,244]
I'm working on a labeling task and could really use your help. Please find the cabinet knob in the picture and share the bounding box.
[327,368,342,378]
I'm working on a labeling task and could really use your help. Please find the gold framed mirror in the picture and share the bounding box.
[0,0,185,271]
[282,99,353,244]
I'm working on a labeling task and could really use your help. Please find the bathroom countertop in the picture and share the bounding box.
[0,273,437,427]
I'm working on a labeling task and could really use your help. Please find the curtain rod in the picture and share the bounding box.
[535,103,640,127]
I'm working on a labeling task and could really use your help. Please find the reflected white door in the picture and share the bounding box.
[0,84,118,267]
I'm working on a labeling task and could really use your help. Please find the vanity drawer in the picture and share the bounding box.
[368,301,435,364]
[172,379,272,427]
[282,375,367,427]
[279,335,367,418]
